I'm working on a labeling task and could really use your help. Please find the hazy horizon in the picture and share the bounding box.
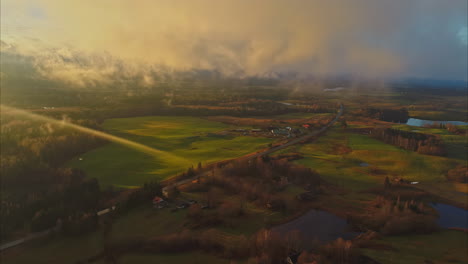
[1,0,467,89]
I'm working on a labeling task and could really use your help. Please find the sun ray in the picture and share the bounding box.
[0,104,189,163]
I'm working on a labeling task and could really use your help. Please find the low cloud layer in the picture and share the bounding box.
[1,0,467,87]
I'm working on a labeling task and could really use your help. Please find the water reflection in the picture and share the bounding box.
[406,118,468,127]
[432,203,468,229]
[272,209,358,248]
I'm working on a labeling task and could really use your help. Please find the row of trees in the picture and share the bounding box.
[446,165,468,183]
[370,128,445,156]
[84,227,379,264]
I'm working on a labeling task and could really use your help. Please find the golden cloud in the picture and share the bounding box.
[1,0,467,85]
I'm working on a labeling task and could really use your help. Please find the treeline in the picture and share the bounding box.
[116,181,162,213]
[85,228,379,264]
[171,86,288,106]
[2,168,103,236]
[358,107,409,123]
[0,115,107,238]
[181,157,324,229]
[446,165,468,183]
[85,229,289,264]
[353,196,438,236]
[171,103,294,117]
[370,128,445,156]
[79,101,331,122]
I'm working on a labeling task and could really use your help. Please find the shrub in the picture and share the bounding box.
[446,166,468,183]
[319,238,358,264]
[360,197,438,235]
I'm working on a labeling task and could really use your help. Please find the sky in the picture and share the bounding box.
[1,0,467,87]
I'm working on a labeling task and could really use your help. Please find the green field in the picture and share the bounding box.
[67,116,273,187]
[409,110,468,122]
[294,129,463,193]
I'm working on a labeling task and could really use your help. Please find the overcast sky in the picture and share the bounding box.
[1,0,467,86]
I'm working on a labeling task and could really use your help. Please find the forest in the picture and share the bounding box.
[0,113,105,238]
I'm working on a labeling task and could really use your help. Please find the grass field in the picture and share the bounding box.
[6,112,466,264]
[409,110,467,122]
[294,129,464,193]
[362,230,468,264]
[67,116,273,187]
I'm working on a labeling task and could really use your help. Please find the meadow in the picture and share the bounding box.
[67,116,273,187]
[362,230,468,264]
[291,126,466,202]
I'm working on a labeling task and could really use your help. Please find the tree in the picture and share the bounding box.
[165,186,180,199]
[384,176,391,189]
[340,119,348,128]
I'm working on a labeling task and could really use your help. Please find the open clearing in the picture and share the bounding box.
[67,116,273,187]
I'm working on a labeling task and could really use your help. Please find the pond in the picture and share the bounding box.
[432,203,468,229]
[272,209,358,248]
[406,118,468,127]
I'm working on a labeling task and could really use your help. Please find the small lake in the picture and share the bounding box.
[272,209,358,248]
[432,203,468,229]
[406,118,468,127]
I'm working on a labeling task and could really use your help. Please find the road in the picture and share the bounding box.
[250,103,343,158]
[163,103,344,192]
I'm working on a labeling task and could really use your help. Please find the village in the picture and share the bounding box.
[229,123,314,139]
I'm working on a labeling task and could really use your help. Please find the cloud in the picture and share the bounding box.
[1,0,467,87]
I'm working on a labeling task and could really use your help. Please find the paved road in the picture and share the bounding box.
[163,103,344,192]
[250,104,343,158]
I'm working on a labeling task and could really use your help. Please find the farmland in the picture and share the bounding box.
[67,116,273,187]
[1,86,467,264]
